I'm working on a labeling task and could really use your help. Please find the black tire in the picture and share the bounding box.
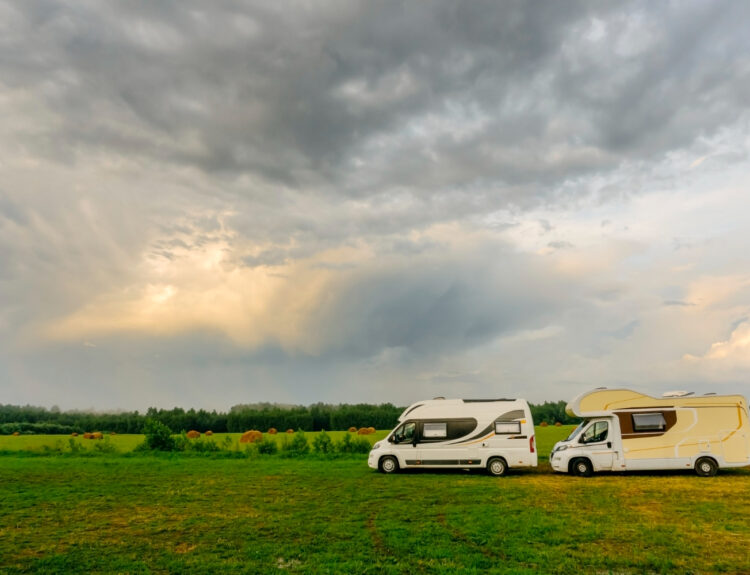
[695,457,718,477]
[570,458,593,477]
[487,457,507,477]
[379,455,399,474]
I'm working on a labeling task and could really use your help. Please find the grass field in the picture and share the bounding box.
[2,426,749,574]
[0,430,389,454]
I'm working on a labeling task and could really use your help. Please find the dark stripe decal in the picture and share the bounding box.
[405,460,482,466]
[447,409,527,445]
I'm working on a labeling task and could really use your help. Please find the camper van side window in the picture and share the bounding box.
[423,423,447,438]
[632,413,666,432]
[495,422,521,434]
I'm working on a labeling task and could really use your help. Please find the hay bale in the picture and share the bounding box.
[83,432,94,439]
[110,431,116,436]
[92,431,103,439]
[348,427,357,433]
[205,430,213,436]
[267,428,277,435]
[286,429,294,434]
[357,427,370,435]
[71,432,79,437]
[539,421,548,427]
[240,430,263,443]
[554,422,562,427]
[186,430,201,439]
[367,427,376,434]
[12,431,20,436]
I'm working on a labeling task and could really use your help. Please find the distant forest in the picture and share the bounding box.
[0,400,577,435]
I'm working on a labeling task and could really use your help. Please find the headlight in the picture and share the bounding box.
[555,444,568,452]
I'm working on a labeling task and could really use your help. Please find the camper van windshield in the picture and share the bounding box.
[566,420,588,441]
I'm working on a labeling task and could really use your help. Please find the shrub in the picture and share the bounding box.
[188,438,220,453]
[240,430,263,443]
[186,430,201,439]
[93,437,118,453]
[337,432,371,454]
[282,430,309,456]
[255,437,279,455]
[312,430,334,454]
[141,419,177,451]
[68,438,82,453]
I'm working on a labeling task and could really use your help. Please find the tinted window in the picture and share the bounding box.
[581,421,608,444]
[417,419,477,442]
[632,413,666,432]
[393,422,416,444]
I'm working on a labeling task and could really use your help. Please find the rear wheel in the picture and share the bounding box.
[694,457,717,477]
[379,455,399,474]
[571,458,593,477]
[487,457,507,477]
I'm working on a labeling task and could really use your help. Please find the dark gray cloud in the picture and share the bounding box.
[3,0,748,207]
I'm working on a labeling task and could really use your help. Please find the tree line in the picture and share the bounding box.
[0,400,577,435]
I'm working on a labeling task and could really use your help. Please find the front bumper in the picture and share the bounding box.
[367,452,378,469]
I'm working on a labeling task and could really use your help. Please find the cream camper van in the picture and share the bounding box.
[368,398,537,476]
[550,388,750,477]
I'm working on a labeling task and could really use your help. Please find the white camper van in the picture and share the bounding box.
[550,388,750,477]
[368,398,537,476]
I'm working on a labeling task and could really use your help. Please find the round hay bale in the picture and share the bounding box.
[12,431,20,436]
[357,427,369,435]
[367,427,376,434]
[348,427,357,433]
[71,432,79,437]
[110,431,116,436]
[205,430,213,436]
[92,431,103,439]
[240,430,263,443]
[83,432,94,439]
[554,422,562,427]
[539,421,548,427]
[267,428,277,435]
[286,429,294,434]
[186,430,201,439]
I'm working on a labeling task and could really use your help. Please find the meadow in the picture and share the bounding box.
[1,426,749,574]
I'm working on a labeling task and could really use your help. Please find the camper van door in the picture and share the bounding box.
[579,419,616,471]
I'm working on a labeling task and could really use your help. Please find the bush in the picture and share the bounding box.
[256,437,279,455]
[92,437,118,453]
[141,419,177,451]
[282,430,309,457]
[312,430,334,454]
[336,433,371,454]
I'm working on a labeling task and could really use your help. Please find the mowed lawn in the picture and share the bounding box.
[1,427,749,574]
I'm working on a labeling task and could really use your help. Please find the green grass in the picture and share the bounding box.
[0,430,391,454]
[2,426,748,574]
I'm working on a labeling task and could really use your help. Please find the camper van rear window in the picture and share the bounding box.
[495,422,521,434]
[423,423,447,438]
[632,413,667,432]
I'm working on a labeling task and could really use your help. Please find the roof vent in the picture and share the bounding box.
[662,390,694,398]
[703,392,717,396]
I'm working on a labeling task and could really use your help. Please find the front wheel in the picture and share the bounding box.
[379,455,399,474]
[571,458,593,477]
[487,457,507,477]
[695,457,717,477]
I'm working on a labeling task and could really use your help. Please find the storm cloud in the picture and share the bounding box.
[1,0,749,409]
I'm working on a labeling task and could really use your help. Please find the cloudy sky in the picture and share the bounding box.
[1,0,750,410]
